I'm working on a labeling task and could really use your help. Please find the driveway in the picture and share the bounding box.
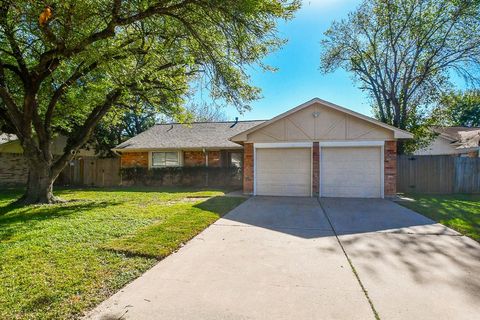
[86,197,480,320]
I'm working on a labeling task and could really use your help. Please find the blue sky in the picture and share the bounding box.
[220,0,366,121]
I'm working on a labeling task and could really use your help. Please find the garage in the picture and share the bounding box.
[320,146,382,198]
[256,147,311,196]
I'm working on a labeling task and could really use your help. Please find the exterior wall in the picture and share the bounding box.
[247,102,393,143]
[414,136,458,156]
[184,151,205,166]
[0,153,28,185]
[243,143,254,194]
[121,152,148,168]
[312,142,319,195]
[208,151,221,167]
[384,141,397,196]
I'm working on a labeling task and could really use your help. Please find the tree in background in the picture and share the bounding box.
[0,0,299,204]
[94,102,227,156]
[436,90,480,127]
[320,0,480,153]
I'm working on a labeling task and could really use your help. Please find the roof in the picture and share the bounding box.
[434,126,480,150]
[113,120,265,151]
[230,98,414,142]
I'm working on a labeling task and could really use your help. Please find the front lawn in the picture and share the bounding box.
[398,194,480,241]
[0,188,245,320]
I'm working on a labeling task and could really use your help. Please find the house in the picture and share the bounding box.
[114,98,413,198]
[414,127,480,157]
[0,134,96,186]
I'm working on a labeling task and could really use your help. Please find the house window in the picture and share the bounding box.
[229,152,242,167]
[152,152,179,167]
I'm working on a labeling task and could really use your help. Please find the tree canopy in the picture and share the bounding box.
[320,0,480,152]
[0,0,299,203]
[436,90,480,127]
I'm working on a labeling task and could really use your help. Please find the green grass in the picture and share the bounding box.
[0,187,246,320]
[399,194,480,241]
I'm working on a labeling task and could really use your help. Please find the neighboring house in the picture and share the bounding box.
[115,98,413,198]
[0,134,96,185]
[414,127,480,157]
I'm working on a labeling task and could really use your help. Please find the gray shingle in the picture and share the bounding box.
[114,120,264,150]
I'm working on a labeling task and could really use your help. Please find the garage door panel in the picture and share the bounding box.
[321,147,382,198]
[256,148,311,197]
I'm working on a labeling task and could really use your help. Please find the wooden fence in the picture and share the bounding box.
[397,155,480,194]
[57,156,121,187]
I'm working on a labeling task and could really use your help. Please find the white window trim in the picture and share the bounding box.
[149,151,183,169]
[319,141,385,198]
[253,142,313,197]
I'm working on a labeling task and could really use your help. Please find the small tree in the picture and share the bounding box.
[0,0,299,204]
[320,0,480,153]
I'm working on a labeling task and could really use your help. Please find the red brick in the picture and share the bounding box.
[208,151,221,167]
[121,152,148,168]
[312,142,319,195]
[384,141,397,196]
[243,143,254,194]
[184,151,205,166]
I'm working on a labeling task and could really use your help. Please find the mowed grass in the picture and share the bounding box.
[0,188,246,319]
[399,194,480,241]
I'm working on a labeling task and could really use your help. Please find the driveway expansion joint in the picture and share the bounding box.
[317,198,381,320]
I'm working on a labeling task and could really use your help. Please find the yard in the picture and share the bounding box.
[0,188,246,320]
[398,194,480,242]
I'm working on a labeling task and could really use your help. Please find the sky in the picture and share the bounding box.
[217,0,367,121]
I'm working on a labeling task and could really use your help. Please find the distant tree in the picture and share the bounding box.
[0,0,299,204]
[437,90,480,127]
[320,0,480,153]
[186,103,227,122]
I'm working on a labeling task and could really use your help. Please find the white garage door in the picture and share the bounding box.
[321,147,382,198]
[256,148,311,196]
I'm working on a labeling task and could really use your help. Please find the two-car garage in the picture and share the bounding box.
[230,98,412,198]
[254,143,383,198]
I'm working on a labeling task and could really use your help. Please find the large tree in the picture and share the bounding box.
[320,0,480,152]
[0,0,299,204]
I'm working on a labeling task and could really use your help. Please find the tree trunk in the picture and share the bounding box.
[19,160,58,204]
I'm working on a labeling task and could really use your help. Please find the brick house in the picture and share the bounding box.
[114,98,413,198]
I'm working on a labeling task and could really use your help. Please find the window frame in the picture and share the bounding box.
[149,151,182,168]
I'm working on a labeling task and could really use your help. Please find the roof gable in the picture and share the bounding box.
[230,98,413,142]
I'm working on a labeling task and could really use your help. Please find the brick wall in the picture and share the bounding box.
[384,141,397,196]
[243,143,254,194]
[312,142,319,195]
[208,151,221,167]
[184,151,205,166]
[121,152,148,168]
[0,153,28,185]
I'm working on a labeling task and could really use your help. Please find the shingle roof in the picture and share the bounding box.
[114,120,265,150]
[434,126,480,150]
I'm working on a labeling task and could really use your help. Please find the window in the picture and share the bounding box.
[229,152,242,167]
[152,152,179,167]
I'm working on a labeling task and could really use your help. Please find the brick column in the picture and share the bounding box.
[384,141,397,196]
[312,142,319,196]
[243,143,254,194]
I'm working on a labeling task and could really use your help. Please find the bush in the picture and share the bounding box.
[120,166,242,187]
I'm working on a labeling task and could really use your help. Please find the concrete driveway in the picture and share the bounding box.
[86,197,480,320]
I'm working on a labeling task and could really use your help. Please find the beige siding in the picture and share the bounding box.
[414,136,460,156]
[321,147,382,198]
[247,102,393,143]
[256,148,311,196]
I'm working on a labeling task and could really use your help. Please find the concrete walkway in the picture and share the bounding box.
[86,197,480,320]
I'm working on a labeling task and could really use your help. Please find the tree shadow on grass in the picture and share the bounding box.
[0,200,123,242]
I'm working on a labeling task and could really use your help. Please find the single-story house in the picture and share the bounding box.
[114,98,413,198]
[414,126,480,157]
